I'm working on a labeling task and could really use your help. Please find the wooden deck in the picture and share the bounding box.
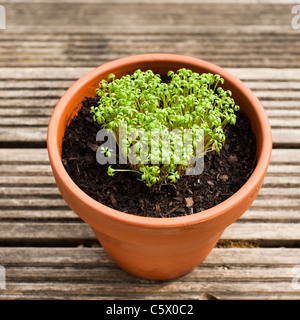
[0,0,300,300]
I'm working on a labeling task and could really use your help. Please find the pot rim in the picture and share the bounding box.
[47,53,272,229]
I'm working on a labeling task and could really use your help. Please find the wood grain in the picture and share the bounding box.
[1,247,300,300]
[0,0,299,300]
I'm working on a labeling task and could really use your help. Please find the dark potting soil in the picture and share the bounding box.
[62,96,256,218]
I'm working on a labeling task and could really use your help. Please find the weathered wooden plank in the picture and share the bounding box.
[0,196,299,214]
[3,266,298,284]
[0,119,49,127]
[1,247,299,267]
[0,99,60,108]
[3,0,300,4]
[3,109,300,125]
[0,109,53,117]
[0,128,298,147]
[245,82,300,91]
[0,209,77,220]
[0,207,299,222]
[1,185,300,198]
[0,222,95,244]
[1,98,300,113]
[244,209,300,222]
[271,129,300,147]
[0,150,298,175]
[0,204,299,222]
[0,80,73,90]
[0,148,49,162]
[0,164,52,174]
[3,98,296,110]
[257,188,300,197]
[2,89,300,103]
[0,89,67,98]
[3,79,300,92]
[0,247,113,266]
[3,88,300,100]
[0,199,67,208]
[0,248,300,300]
[1,68,299,81]
[267,111,300,118]
[1,163,299,175]
[0,248,299,300]
[0,291,297,300]
[0,101,299,144]
[0,68,91,80]
[0,127,48,144]
[0,149,299,223]
[4,117,300,129]
[1,186,299,199]
[0,32,298,43]
[0,198,299,222]
[229,69,300,81]
[2,32,300,43]
[0,221,298,246]
[2,42,298,52]
[0,104,300,120]
[222,222,300,245]
[0,281,298,300]
[1,58,299,68]
[1,98,300,129]
[0,146,299,230]
[0,47,298,58]
[0,187,61,196]
[250,199,300,209]
[4,25,299,34]
[0,148,297,162]
[3,3,293,28]
[271,149,300,162]
[0,2,299,68]
[266,166,300,174]
[0,292,296,300]
[0,176,55,185]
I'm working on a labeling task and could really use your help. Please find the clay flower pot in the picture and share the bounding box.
[47,54,272,280]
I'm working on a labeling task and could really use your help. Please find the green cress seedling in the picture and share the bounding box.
[90,68,240,189]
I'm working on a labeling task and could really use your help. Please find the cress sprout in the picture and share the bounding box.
[90,68,239,189]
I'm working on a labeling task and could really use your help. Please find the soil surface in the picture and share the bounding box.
[62,96,256,218]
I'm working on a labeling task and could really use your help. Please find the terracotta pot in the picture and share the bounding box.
[47,54,272,280]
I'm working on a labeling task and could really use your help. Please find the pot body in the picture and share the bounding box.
[47,54,272,280]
